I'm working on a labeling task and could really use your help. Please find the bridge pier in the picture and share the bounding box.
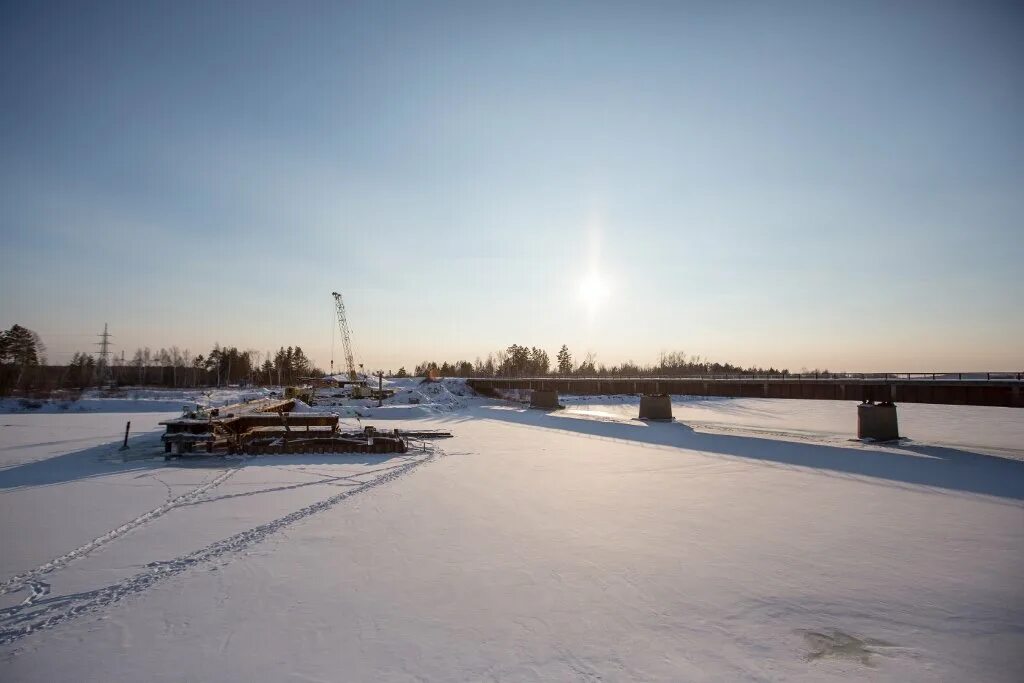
[857,401,900,441]
[530,389,562,410]
[639,394,673,421]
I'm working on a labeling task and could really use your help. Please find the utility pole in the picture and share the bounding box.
[376,370,384,407]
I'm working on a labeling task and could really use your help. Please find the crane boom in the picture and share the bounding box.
[331,291,358,381]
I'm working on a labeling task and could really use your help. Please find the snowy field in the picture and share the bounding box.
[1,381,1022,681]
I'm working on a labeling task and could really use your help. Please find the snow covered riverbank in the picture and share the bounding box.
[0,386,1021,680]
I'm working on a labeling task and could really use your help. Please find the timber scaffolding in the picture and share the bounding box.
[467,373,1024,408]
[160,397,451,458]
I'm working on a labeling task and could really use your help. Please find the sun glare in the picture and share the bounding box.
[578,273,610,312]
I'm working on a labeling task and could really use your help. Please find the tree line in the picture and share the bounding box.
[103,344,323,387]
[2,323,824,398]
[402,345,808,379]
[0,323,327,396]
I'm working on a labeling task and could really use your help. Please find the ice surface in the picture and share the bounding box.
[0,384,1021,681]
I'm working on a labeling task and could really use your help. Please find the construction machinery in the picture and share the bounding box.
[332,291,366,397]
[160,405,409,458]
[284,386,316,405]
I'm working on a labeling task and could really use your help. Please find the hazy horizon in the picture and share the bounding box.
[2,1,1022,373]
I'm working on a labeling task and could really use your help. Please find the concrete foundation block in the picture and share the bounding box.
[530,389,562,410]
[639,394,673,421]
[857,402,899,441]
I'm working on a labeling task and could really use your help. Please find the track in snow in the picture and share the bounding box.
[0,466,240,598]
[0,450,437,646]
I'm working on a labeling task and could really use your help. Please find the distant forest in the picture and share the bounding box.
[0,323,326,396]
[406,345,802,379]
[2,324,815,397]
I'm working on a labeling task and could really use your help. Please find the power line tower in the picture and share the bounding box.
[96,323,113,385]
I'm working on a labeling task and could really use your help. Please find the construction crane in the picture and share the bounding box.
[332,291,359,382]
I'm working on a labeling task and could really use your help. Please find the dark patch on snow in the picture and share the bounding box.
[798,629,897,666]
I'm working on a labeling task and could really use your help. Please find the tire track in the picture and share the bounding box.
[178,477,352,507]
[0,451,436,646]
[0,466,240,598]
[178,461,415,507]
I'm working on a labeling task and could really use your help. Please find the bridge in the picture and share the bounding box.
[465,373,1023,441]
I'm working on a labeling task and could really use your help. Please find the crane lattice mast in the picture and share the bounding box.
[331,292,358,381]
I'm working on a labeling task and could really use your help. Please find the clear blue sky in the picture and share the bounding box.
[1,1,1021,372]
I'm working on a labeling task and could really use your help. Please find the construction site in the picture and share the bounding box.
[156,291,447,458]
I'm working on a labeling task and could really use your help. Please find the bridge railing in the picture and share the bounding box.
[468,372,1024,382]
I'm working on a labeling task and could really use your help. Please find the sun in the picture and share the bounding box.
[578,273,610,312]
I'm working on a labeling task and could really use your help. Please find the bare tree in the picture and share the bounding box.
[132,348,145,384]
[169,346,183,387]
[181,349,192,387]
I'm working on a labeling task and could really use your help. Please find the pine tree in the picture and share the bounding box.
[0,325,45,394]
[529,347,550,375]
[0,325,43,366]
[67,352,96,389]
[556,345,572,375]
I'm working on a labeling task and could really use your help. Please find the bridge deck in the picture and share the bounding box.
[467,377,1024,408]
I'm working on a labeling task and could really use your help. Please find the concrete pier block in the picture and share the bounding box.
[639,394,673,421]
[530,389,561,410]
[857,402,899,441]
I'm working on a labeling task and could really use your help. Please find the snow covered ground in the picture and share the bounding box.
[0,386,275,416]
[1,382,1022,681]
[558,394,1024,459]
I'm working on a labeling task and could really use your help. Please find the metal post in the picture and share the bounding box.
[120,421,131,450]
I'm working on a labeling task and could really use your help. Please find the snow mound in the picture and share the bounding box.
[382,377,473,413]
